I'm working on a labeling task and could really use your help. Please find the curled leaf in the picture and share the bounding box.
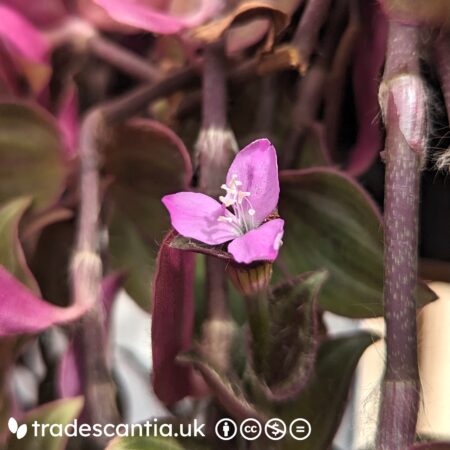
[347,0,387,175]
[275,332,378,450]
[170,234,232,260]
[179,351,267,422]
[261,270,327,402]
[152,231,206,405]
[190,1,290,48]
[0,197,38,290]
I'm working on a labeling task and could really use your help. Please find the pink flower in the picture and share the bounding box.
[162,139,284,265]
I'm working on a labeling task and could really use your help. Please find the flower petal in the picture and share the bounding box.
[228,219,284,264]
[93,0,222,34]
[162,192,238,245]
[227,138,279,225]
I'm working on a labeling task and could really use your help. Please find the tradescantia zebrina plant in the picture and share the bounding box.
[1,0,450,449]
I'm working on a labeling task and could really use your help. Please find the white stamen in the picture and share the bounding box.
[218,174,257,233]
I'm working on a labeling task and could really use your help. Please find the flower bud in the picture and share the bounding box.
[227,261,273,297]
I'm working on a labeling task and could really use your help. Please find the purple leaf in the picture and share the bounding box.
[0,265,91,336]
[151,231,206,405]
[347,1,387,176]
[102,118,193,309]
[93,0,223,34]
[0,5,49,62]
[0,0,67,28]
[0,5,51,95]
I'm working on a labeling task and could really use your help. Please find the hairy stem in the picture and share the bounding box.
[245,292,271,377]
[281,3,345,170]
[196,44,236,377]
[202,44,227,131]
[201,258,236,373]
[377,22,427,450]
[70,111,120,438]
[196,44,236,197]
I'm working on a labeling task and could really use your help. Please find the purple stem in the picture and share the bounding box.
[196,43,236,197]
[88,35,161,82]
[202,44,227,130]
[293,0,333,74]
[255,75,277,133]
[377,22,427,450]
[197,44,235,373]
[281,2,347,169]
[324,0,360,158]
[70,111,120,436]
[280,59,327,169]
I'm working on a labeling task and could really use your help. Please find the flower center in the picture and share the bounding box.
[217,174,256,234]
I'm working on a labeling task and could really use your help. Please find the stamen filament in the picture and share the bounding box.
[218,174,257,234]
